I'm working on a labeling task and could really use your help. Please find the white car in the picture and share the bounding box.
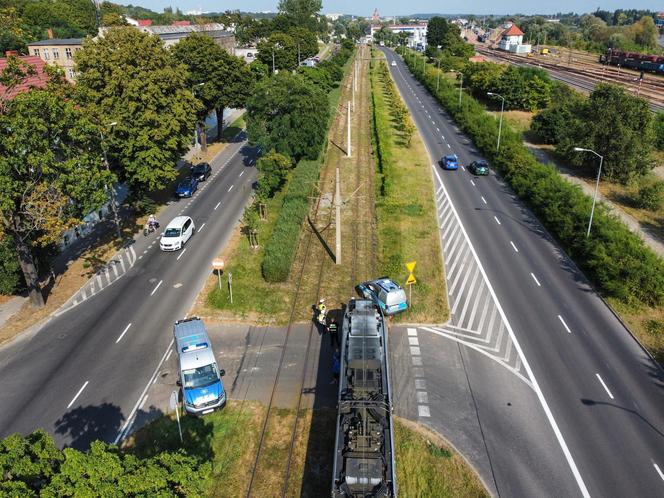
[160,216,195,251]
[391,60,397,67]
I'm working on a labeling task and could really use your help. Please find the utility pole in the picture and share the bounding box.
[347,100,352,157]
[335,167,341,265]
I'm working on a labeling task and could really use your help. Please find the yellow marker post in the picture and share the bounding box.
[405,261,417,308]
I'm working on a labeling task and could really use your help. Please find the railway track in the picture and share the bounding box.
[476,46,664,112]
[244,50,358,498]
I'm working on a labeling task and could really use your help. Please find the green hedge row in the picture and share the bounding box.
[397,47,664,307]
[261,42,356,282]
[261,159,322,282]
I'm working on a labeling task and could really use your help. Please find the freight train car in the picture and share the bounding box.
[332,299,397,498]
[600,49,664,75]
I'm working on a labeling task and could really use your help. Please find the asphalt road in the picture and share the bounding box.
[383,48,664,497]
[0,135,258,449]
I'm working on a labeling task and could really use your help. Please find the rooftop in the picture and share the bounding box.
[0,55,49,99]
[503,24,524,37]
[27,38,83,46]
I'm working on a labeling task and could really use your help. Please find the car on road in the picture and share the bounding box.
[160,216,195,251]
[174,317,226,415]
[190,162,211,181]
[391,60,397,67]
[440,154,459,170]
[356,277,408,315]
[468,160,490,176]
[175,177,198,198]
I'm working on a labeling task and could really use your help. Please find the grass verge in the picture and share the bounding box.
[370,51,449,323]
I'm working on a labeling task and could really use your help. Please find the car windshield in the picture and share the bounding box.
[183,364,219,389]
[193,165,205,174]
[164,228,181,237]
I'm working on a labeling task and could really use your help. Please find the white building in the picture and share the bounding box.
[370,22,428,49]
[498,23,531,54]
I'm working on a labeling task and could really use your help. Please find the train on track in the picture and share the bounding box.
[332,299,397,498]
[600,49,664,75]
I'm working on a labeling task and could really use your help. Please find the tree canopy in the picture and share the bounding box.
[74,27,198,193]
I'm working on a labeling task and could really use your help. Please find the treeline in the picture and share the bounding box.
[0,430,208,496]
[397,47,664,307]
[246,40,355,282]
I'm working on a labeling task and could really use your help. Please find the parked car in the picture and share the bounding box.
[356,277,408,315]
[160,216,195,251]
[468,160,490,176]
[440,154,459,170]
[175,177,199,198]
[190,162,211,181]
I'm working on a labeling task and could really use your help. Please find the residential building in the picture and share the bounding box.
[0,53,49,99]
[498,23,531,54]
[27,38,83,82]
[370,22,428,49]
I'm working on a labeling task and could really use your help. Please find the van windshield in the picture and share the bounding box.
[183,364,219,389]
[164,228,181,237]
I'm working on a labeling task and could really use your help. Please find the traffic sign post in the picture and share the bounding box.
[212,259,225,290]
[405,261,417,307]
[228,272,233,304]
[169,390,183,444]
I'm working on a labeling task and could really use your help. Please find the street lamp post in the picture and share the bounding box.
[100,121,122,240]
[487,92,505,152]
[573,147,604,238]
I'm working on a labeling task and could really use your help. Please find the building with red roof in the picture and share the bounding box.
[498,22,531,54]
[0,53,49,100]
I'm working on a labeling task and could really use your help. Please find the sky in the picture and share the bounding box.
[136,0,663,16]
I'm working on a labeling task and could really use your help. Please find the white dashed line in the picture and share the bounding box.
[447,143,451,149]
[214,202,221,210]
[494,216,501,225]
[510,241,519,253]
[531,273,542,287]
[228,185,234,192]
[654,463,664,481]
[481,196,487,204]
[116,323,132,343]
[177,248,187,261]
[436,127,440,131]
[139,395,148,410]
[150,279,163,296]
[239,171,244,177]
[558,315,572,334]
[595,373,615,399]
[67,381,89,409]
[470,179,475,186]
[461,165,465,171]
[198,223,206,232]
[166,349,173,362]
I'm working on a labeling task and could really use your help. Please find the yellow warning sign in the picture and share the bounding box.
[406,261,417,273]
[406,274,417,285]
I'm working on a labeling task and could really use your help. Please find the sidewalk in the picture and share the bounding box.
[0,109,245,330]
[524,141,664,258]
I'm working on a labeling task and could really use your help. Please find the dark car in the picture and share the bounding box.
[440,154,459,170]
[468,160,490,176]
[190,162,211,181]
[175,177,199,198]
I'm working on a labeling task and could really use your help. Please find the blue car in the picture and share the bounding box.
[176,177,198,198]
[440,154,459,170]
[356,277,408,315]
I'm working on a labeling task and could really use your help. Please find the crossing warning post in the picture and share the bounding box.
[405,261,417,306]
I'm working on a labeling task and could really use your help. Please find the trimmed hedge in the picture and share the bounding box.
[261,159,322,282]
[397,47,664,307]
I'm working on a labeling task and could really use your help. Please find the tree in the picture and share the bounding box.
[288,27,318,62]
[278,0,322,31]
[246,72,329,161]
[213,51,254,141]
[257,32,298,72]
[497,66,552,111]
[0,90,111,307]
[629,16,658,49]
[463,62,505,98]
[256,151,293,199]
[426,17,449,48]
[654,112,664,151]
[74,27,198,193]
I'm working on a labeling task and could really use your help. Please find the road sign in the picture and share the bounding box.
[406,261,416,273]
[212,258,225,271]
[406,274,417,285]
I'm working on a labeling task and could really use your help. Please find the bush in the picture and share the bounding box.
[398,47,664,307]
[636,181,664,211]
[655,112,664,151]
[261,160,322,282]
[256,151,292,199]
[0,236,22,295]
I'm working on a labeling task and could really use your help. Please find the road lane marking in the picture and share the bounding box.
[418,405,430,417]
[470,179,475,186]
[407,328,417,336]
[428,165,591,497]
[166,349,173,362]
[447,143,451,149]
[654,464,664,481]
[176,248,187,261]
[510,241,519,253]
[531,273,542,287]
[214,202,221,210]
[461,165,465,171]
[228,185,234,192]
[239,171,244,177]
[408,337,419,346]
[198,223,206,232]
[67,381,89,409]
[139,395,148,410]
[150,280,163,296]
[481,196,487,204]
[494,216,501,225]
[595,373,615,399]
[116,323,132,343]
[115,338,175,444]
[436,127,440,131]
[558,315,572,333]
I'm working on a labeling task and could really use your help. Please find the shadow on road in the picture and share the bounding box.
[54,402,128,450]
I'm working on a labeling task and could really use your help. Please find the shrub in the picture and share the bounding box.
[655,112,664,151]
[636,181,664,211]
[398,47,664,307]
[256,151,292,199]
